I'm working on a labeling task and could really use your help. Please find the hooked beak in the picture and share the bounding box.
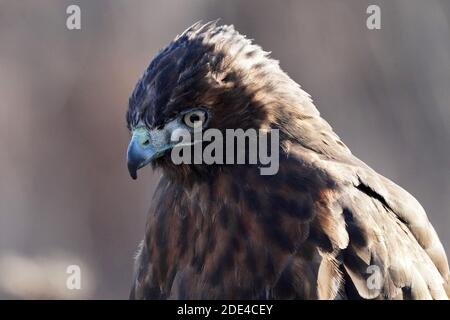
[127,127,164,180]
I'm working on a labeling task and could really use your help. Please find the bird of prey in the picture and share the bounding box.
[126,22,449,299]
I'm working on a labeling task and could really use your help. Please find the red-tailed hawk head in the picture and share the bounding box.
[126,21,318,180]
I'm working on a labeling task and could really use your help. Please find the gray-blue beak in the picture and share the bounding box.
[127,128,158,180]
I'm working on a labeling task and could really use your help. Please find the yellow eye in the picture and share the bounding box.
[183,110,207,128]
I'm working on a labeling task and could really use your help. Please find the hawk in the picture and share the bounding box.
[126,22,449,299]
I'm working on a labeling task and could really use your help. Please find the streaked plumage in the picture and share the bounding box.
[126,22,449,299]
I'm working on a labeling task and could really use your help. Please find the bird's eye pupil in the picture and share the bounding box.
[190,114,200,123]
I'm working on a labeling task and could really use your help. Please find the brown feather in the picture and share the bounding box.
[127,22,449,300]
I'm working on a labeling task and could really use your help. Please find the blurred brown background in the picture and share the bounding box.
[0,0,449,299]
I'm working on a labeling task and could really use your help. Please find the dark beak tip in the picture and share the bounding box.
[127,162,138,180]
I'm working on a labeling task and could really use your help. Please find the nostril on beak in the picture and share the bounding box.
[142,139,150,146]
